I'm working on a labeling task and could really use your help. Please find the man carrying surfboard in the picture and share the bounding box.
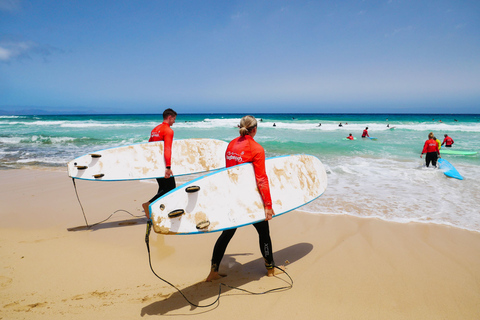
[206,115,278,282]
[142,108,177,218]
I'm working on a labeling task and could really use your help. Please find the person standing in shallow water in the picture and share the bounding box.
[421,132,441,167]
[142,108,177,218]
[206,115,281,282]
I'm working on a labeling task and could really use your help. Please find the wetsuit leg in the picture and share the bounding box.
[431,153,438,167]
[425,153,432,167]
[211,228,237,272]
[252,221,274,269]
[148,177,176,203]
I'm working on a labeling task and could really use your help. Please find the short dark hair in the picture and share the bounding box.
[163,108,177,119]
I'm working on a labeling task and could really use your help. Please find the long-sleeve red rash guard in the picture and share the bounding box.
[225,135,273,210]
[149,122,174,167]
[422,139,440,154]
[443,136,454,146]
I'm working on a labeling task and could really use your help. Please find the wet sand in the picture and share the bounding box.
[1,169,480,319]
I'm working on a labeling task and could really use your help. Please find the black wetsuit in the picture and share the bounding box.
[148,177,176,203]
[211,220,274,272]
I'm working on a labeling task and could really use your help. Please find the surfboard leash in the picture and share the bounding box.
[72,178,90,227]
[144,220,293,308]
[71,178,145,229]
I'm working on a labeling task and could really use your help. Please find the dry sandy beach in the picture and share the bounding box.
[1,169,480,319]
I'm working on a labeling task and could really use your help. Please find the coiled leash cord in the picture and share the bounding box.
[145,220,293,308]
[72,178,144,229]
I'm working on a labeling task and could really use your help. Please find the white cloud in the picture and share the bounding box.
[0,46,12,60]
[0,41,36,61]
[0,0,21,11]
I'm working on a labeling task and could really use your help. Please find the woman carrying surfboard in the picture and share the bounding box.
[142,108,177,218]
[206,115,278,282]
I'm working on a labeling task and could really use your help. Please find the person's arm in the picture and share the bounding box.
[164,128,174,178]
[420,141,428,158]
[251,148,274,220]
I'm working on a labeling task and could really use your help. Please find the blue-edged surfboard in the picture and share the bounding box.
[149,154,328,235]
[67,139,228,181]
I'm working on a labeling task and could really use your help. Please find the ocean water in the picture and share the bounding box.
[1,113,479,232]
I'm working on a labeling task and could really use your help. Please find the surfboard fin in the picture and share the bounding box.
[196,220,210,230]
[90,153,102,158]
[93,174,104,179]
[75,165,88,170]
[185,186,201,193]
[168,209,185,218]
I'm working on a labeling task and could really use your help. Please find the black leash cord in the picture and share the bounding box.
[144,220,293,308]
[72,178,144,229]
[72,178,89,227]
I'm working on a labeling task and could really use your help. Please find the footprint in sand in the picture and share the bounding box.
[0,276,12,288]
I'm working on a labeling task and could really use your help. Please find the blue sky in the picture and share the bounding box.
[1,0,479,114]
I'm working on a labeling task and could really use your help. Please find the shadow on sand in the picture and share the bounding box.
[140,242,313,316]
[67,217,147,232]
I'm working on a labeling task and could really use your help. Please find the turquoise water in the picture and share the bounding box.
[1,113,479,232]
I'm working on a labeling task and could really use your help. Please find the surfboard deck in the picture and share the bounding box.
[438,158,463,180]
[440,149,477,155]
[67,139,228,181]
[150,154,328,235]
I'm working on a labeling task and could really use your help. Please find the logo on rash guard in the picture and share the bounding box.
[226,151,243,163]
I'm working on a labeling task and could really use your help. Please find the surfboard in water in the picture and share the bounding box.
[149,154,328,235]
[67,139,228,181]
[440,149,477,156]
[438,158,463,180]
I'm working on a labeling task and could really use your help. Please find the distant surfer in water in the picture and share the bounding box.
[362,127,369,138]
[347,133,354,140]
[441,134,454,148]
[421,132,441,167]
[206,115,280,281]
[142,108,177,218]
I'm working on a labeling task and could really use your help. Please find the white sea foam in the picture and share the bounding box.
[301,156,480,232]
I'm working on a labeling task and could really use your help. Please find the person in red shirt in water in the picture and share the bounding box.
[347,133,354,140]
[362,127,369,138]
[206,115,280,282]
[421,132,441,167]
[142,108,177,218]
[441,134,454,148]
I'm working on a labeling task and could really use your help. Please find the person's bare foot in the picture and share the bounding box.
[267,265,285,277]
[142,202,150,218]
[206,270,226,282]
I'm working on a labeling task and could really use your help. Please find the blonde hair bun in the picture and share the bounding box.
[239,115,257,136]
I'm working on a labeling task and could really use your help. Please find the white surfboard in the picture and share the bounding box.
[67,139,228,181]
[149,154,328,235]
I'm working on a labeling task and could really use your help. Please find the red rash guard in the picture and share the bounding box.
[443,136,454,146]
[149,122,173,167]
[225,135,273,210]
[422,139,440,154]
[347,136,354,140]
